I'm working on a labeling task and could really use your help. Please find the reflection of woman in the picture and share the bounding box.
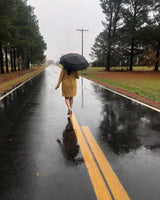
[55,68,79,114]
[57,118,83,165]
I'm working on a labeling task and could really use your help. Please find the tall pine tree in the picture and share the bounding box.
[122,0,153,71]
[100,0,124,70]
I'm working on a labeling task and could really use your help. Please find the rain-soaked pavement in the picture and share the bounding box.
[0,65,160,200]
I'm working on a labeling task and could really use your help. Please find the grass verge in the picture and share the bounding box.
[79,67,160,103]
[0,65,48,94]
[87,75,160,102]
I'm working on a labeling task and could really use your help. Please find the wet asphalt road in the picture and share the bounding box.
[0,67,96,200]
[0,65,160,200]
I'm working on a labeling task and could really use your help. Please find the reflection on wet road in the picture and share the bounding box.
[74,75,160,200]
[57,117,84,165]
[0,65,160,200]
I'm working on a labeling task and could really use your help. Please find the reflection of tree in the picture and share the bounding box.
[92,84,160,155]
[57,118,84,165]
[99,102,141,155]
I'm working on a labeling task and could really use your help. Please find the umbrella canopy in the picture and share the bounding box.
[60,53,89,71]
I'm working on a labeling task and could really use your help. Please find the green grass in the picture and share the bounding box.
[80,67,105,76]
[88,75,160,102]
[79,66,160,102]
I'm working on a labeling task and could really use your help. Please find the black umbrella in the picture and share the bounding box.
[60,53,89,71]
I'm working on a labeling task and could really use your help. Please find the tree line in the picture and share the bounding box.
[0,0,47,74]
[90,0,160,71]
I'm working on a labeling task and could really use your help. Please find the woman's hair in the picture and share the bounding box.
[67,69,71,75]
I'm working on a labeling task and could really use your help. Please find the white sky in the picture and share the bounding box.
[27,0,105,62]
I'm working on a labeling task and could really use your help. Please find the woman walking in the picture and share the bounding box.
[55,68,79,114]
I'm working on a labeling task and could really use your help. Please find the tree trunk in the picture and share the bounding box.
[106,47,111,71]
[112,1,121,37]
[26,59,30,69]
[105,33,112,71]
[154,49,159,71]
[0,42,4,74]
[105,8,113,71]
[17,52,20,71]
[129,38,135,71]
[23,60,25,70]
[5,49,9,73]
[154,41,160,72]
[13,48,16,71]
[10,50,14,72]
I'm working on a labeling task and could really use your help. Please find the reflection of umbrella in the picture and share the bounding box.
[60,53,89,71]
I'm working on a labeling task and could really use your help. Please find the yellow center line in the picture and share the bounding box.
[81,126,131,200]
[70,113,113,200]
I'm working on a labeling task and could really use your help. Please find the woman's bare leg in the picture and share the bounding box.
[69,97,73,109]
[65,97,70,109]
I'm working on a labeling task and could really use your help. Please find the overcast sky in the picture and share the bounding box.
[27,0,105,62]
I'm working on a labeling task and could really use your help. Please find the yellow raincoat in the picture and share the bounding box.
[55,69,79,97]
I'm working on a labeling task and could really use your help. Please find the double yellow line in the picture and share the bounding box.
[70,112,130,200]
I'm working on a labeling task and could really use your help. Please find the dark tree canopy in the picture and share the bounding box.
[0,0,47,74]
[91,0,159,71]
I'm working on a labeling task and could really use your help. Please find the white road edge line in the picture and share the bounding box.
[83,77,160,113]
